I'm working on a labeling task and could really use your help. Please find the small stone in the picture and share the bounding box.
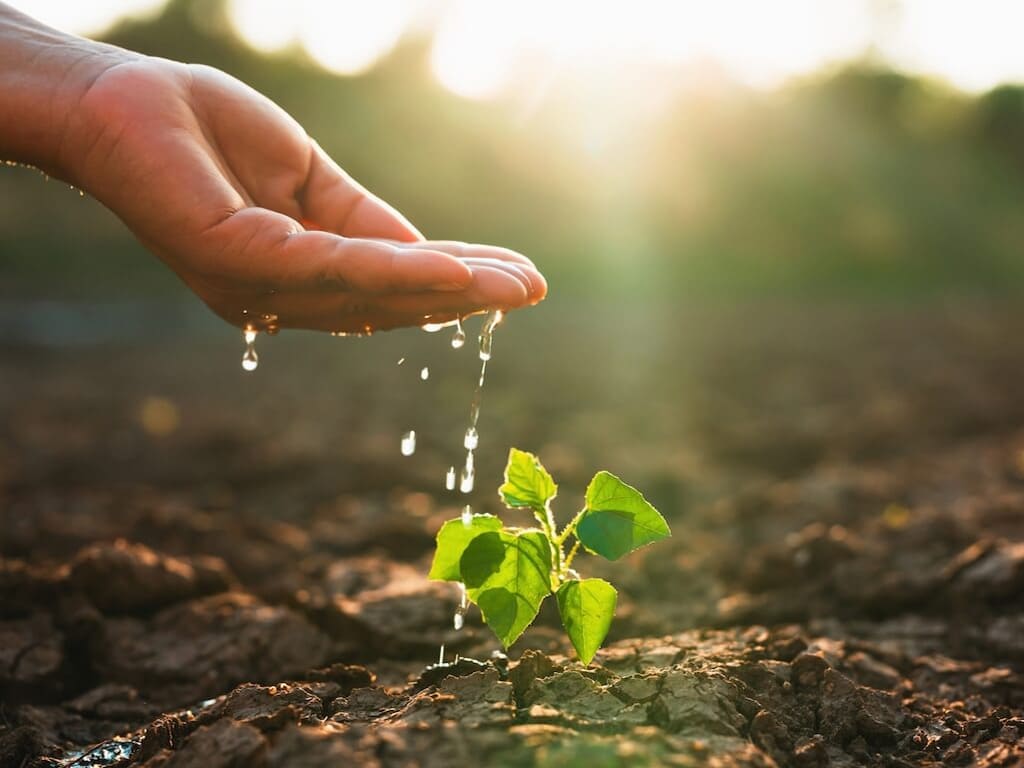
[612,675,662,703]
[791,652,830,689]
[162,720,265,768]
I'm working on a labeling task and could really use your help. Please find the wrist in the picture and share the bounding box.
[0,3,136,180]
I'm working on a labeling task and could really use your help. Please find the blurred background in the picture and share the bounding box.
[5,0,1024,305]
[4,0,1024,510]
[8,11,1024,765]
[5,0,1024,721]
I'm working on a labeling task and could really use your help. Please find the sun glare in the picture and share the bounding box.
[10,0,1024,96]
[887,0,1024,93]
[11,0,165,36]
[429,0,875,98]
[228,0,417,76]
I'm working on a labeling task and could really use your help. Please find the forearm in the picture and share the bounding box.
[0,2,130,177]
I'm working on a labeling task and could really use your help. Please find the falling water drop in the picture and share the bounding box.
[241,329,258,372]
[463,426,479,450]
[459,451,475,493]
[445,466,456,491]
[420,367,430,381]
[451,319,466,349]
[461,504,473,526]
[397,357,405,365]
[400,430,417,456]
[478,310,503,361]
[453,582,469,631]
[242,348,258,372]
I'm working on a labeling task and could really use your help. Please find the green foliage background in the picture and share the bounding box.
[4,0,1024,304]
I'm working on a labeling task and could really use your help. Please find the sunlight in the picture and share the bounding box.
[430,0,872,97]
[10,0,164,35]
[10,0,1024,95]
[228,0,416,76]
[885,0,1024,92]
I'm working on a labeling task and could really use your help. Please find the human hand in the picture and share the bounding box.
[50,52,546,333]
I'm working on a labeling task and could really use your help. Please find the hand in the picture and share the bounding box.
[55,54,546,333]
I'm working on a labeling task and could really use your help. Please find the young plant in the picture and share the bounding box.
[429,448,671,664]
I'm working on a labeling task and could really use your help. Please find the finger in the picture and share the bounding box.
[198,208,472,292]
[404,240,536,269]
[256,264,529,327]
[299,141,423,242]
[458,257,545,302]
[401,242,547,302]
[376,264,530,313]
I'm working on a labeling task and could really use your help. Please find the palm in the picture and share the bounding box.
[66,59,544,333]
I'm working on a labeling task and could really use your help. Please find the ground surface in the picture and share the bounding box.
[2,300,1024,767]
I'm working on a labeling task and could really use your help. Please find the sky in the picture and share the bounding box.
[12,0,1024,98]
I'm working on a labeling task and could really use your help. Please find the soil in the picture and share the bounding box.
[2,301,1024,767]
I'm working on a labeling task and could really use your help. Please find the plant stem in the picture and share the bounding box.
[563,539,581,573]
[535,504,563,584]
[556,509,585,546]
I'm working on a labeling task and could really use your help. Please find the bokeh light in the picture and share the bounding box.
[228,0,419,76]
[11,0,1024,96]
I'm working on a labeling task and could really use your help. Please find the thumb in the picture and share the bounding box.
[299,141,423,242]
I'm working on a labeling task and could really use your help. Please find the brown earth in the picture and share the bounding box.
[2,301,1024,767]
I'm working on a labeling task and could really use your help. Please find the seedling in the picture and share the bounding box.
[429,448,671,664]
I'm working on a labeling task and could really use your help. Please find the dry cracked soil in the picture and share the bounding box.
[2,302,1024,767]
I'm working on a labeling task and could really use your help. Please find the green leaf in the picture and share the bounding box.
[556,578,617,665]
[428,514,502,581]
[499,448,557,511]
[460,529,552,647]
[576,471,670,560]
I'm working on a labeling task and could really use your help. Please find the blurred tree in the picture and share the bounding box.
[2,0,1024,302]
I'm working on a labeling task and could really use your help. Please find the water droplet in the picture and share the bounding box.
[445,466,456,490]
[451,319,466,349]
[400,430,417,456]
[459,451,475,493]
[478,310,503,361]
[461,505,473,526]
[438,644,445,664]
[63,738,138,768]
[453,581,469,630]
[257,313,280,335]
[463,426,479,450]
[397,357,406,365]
[420,366,430,381]
[421,318,457,332]
[241,329,258,372]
